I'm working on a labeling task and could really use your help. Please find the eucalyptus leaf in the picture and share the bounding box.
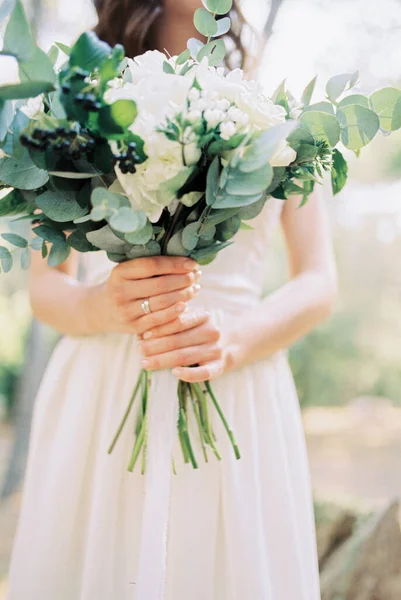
[271,79,289,112]
[36,188,88,222]
[126,240,161,259]
[19,46,56,85]
[110,207,147,233]
[0,188,33,217]
[124,221,153,245]
[176,49,191,65]
[338,94,369,109]
[238,196,267,220]
[0,80,54,100]
[239,120,297,173]
[67,228,96,252]
[303,101,334,115]
[0,253,13,273]
[182,222,201,251]
[213,191,263,209]
[98,99,138,136]
[215,17,231,36]
[331,148,348,195]
[336,104,380,150]
[30,236,43,250]
[20,246,31,269]
[160,166,194,201]
[203,207,239,227]
[226,164,273,196]
[202,0,233,15]
[55,42,72,56]
[194,8,218,38]
[326,71,359,102]
[206,156,220,205]
[370,87,401,133]
[86,225,128,253]
[49,171,101,179]
[0,246,12,260]
[0,100,13,142]
[48,241,70,267]
[47,45,59,65]
[0,151,49,189]
[91,187,127,210]
[2,0,35,62]
[33,225,66,244]
[187,38,204,60]
[301,75,317,107]
[300,111,340,147]
[2,232,27,247]
[166,231,189,256]
[216,215,241,241]
[197,39,226,67]
[69,32,111,72]
[163,61,175,75]
[190,240,232,263]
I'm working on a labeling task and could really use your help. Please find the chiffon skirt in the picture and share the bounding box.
[6,314,321,600]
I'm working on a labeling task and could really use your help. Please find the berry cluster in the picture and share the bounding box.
[61,67,102,112]
[20,124,96,160]
[112,142,141,174]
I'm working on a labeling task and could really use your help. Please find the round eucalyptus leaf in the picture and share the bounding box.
[200,224,216,241]
[300,111,340,147]
[302,101,334,115]
[125,221,153,245]
[20,247,31,270]
[216,17,231,36]
[213,192,263,209]
[110,207,147,233]
[2,232,28,248]
[0,152,49,190]
[194,8,218,38]
[338,94,369,109]
[182,222,200,251]
[36,188,88,222]
[166,231,189,257]
[90,206,109,221]
[187,38,204,60]
[30,236,43,251]
[326,71,358,102]
[176,49,191,65]
[216,215,241,241]
[197,39,226,67]
[0,246,12,260]
[239,121,297,173]
[86,225,128,253]
[126,240,161,259]
[202,0,233,15]
[226,164,273,196]
[336,104,380,150]
[370,87,401,133]
[238,197,267,220]
[48,241,70,267]
[91,187,126,210]
[1,254,13,273]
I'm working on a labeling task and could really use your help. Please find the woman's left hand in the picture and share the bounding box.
[140,309,235,382]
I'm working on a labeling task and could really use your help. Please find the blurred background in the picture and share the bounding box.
[1,0,401,597]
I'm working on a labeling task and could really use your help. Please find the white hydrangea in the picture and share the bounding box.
[220,121,237,140]
[20,96,44,119]
[204,108,225,129]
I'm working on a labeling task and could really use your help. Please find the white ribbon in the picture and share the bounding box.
[135,371,179,600]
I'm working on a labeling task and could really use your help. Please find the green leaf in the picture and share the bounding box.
[55,41,72,56]
[206,156,220,206]
[0,151,49,189]
[2,0,35,62]
[86,224,128,253]
[202,0,233,14]
[124,220,153,245]
[182,222,200,251]
[41,239,48,258]
[190,240,232,263]
[226,164,273,196]
[33,225,66,244]
[0,80,54,100]
[67,228,95,252]
[194,8,218,38]
[20,246,31,269]
[126,240,161,259]
[326,71,359,102]
[336,104,380,150]
[197,39,226,67]
[47,45,59,65]
[110,207,147,233]
[0,188,32,217]
[303,101,334,115]
[216,215,241,241]
[271,79,289,113]
[163,61,175,74]
[216,17,231,36]
[369,87,401,133]
[2,232,27,247]
[49,171,101,179]
[0,100,13,142]
[331,148,348,195]
[0,249,13,272]
[19,46,56,85]
[300,111,340,147]
[48,241,70,267]
[30,236,43,250]
[69,32,111,72]
[301,75,317,107]
[98,99,138,136]
[36,188,88,222]
[204,207,239,227]
[91,187,127,210]
[239,121,297,173]
[213,191,263,209]
[160,166,195,202]
[238,196,267,220]
[187,38,204,60]
[338,94,369,109]
[166,230,189,256]
[176,49,191,65]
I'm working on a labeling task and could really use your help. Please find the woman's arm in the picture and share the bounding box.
[140,189,338,381]
[29,250,202,337]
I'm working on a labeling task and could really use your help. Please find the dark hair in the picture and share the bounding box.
[94,0,255,70]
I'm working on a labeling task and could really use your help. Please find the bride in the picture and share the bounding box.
[6,1,337,599]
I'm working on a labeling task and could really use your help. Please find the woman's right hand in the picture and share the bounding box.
[87,256,202,336]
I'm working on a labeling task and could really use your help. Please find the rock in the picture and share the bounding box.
[320,500,401,600]
[315,502,357,569]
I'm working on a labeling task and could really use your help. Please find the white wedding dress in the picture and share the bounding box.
[6,197,321,600]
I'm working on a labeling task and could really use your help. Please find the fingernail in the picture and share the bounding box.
[195,270,202,281]
[142,359,151,368]
[184,260,197,269]
[193,284,201,295]
[172,368,182,377]
[143,331,153,340]
[176,303,187,313]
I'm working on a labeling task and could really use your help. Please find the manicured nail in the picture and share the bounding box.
[141,359,151,368]
[193,284,201,294]
[184,260,197,269]
[143,331,153,340]
[195,270,202,281]
[172,368,182,377]
[176,303,187,313]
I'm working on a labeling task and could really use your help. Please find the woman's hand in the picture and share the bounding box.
[87,256,201,336]
[140,310,238,382]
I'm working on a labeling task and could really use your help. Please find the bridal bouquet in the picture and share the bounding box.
[1,0,400,471]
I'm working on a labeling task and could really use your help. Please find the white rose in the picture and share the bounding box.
[226,106,250,127]
[188,88,200,102]
[220,121,237,140]
[186,109,202,123]
[215,98,231,112]
[270,141,297,167]
[126,50,167,81]
[204,108,224,129]
[183,142,201,165]
[191,98,209,112]
[20,96,44,119]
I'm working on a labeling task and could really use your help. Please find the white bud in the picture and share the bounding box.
[188,88,200,102]
[227,106,249,127]
[186,109,202,123]
[191,98,209,112]
[184,142,202,165]
[204,108,225,129]
[215,98,231,112]
[290,107,303,120]
[201,89,219,102]
[220,121,237,140]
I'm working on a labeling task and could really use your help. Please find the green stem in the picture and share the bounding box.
[178,408,198,469]
[127,417,146,472]
[192,383,222,461]
[205,380,241,460]
[188,382,208,463]
[108,370,144,454]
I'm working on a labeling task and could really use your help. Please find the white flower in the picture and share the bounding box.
[220,121,237,140]
[126,50,167,81]
[226,106,250,127]
[270,141,297,167]
[290,106,303,120]
[186,109,202,123]
[191,98,209,112]
[20,96,44,119]
[188,88,200,102]
[183,142,201,165]
[215,98,231,112]
[204,108,225,129]
[201,89,219,102]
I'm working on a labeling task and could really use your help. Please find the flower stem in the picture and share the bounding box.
[188,382,208,463]
[108,370,145,454]
[205,381,241,460]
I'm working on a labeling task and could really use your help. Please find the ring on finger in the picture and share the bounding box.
[141,298,152,315]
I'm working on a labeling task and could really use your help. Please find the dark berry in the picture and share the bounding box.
[71,150,81,160]
[80,142,88,152]
[74,94,85,105]
[67,130,78,140]
[128,142,137,151]
[86,138,96,149]
[32,128,44,140]
[120,152,127,160]
[20,134,30,147]
[48,131,58,140]
[62,84,71,94]
[128,165,136,174]
[62,140,71,149]
[56,126,65,136]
